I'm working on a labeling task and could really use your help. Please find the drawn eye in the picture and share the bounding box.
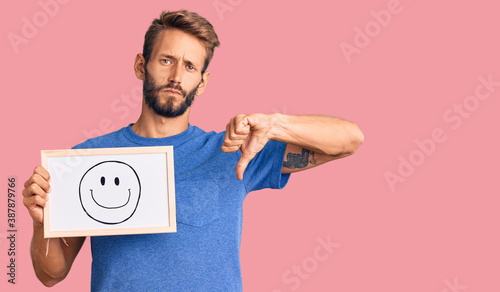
[114,177,120,186]
[100,176,105,186]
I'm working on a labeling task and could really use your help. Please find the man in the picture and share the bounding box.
[22,9,363,291]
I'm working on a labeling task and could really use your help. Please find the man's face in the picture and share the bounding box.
[143,67,199,117]
[143,29,207,118]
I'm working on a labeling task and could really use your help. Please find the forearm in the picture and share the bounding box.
[222,112,364,179]
[30,223,73,287]
[269,113,364,156]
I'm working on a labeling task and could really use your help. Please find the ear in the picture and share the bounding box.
[134,53,146,80]
[196,71,211,96]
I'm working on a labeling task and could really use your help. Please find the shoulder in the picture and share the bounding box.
[188,125,225,145]
[72,126,127,149]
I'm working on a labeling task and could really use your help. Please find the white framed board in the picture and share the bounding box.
[41,146,176,238]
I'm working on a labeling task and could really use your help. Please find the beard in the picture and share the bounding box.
[143,69,199,118]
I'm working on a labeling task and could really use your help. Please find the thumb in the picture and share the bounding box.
[236,153,254,181]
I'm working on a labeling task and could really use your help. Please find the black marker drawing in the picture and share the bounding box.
[79,161,141,225]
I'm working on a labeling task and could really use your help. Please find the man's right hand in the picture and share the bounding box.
[22,165,85,287]
[22,166,51,224]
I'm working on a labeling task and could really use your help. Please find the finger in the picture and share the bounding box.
[223,122,241,152]
[24,176,33,189]
[225,120,232,136]
[234,115,250,135]
[34,166,51,182]
[24,194,47,209]
[236,153,255,181]
[223,119,247,152]
[221,144,241,153]
[24,166,50,188]
[22,183,48,200]
[222,137,245,148]
[23,193,47,212]
[225,130,247,142]
[30,173,52,193]
[226,119,248,141]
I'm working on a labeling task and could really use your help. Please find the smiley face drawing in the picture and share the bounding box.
[79,161,141,224]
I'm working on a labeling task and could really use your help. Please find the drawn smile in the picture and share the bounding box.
[90,189,131,209]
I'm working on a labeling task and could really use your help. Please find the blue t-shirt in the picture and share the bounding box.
[73,124,290,291]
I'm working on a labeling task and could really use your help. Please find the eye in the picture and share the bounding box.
[114,177,120,186]
[187,65,195,71]
[161,59,171,64]
[100,176,105,186]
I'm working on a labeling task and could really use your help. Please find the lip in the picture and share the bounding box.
[163,89,181,95]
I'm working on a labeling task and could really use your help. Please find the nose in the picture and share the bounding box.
[169,63,184,84]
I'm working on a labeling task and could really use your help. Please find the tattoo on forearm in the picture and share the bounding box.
[310,151,317,165]
[283,149,316,169]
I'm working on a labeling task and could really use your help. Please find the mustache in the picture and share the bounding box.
[155,82,185,95]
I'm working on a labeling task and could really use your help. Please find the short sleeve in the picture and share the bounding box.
[242,140,290,192]
[72,139,94,150]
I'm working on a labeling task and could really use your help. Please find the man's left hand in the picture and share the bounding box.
[221,113,275,180]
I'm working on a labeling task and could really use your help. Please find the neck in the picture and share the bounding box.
[131,101,190,138]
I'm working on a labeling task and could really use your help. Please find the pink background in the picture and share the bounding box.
[1,0,499,291]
